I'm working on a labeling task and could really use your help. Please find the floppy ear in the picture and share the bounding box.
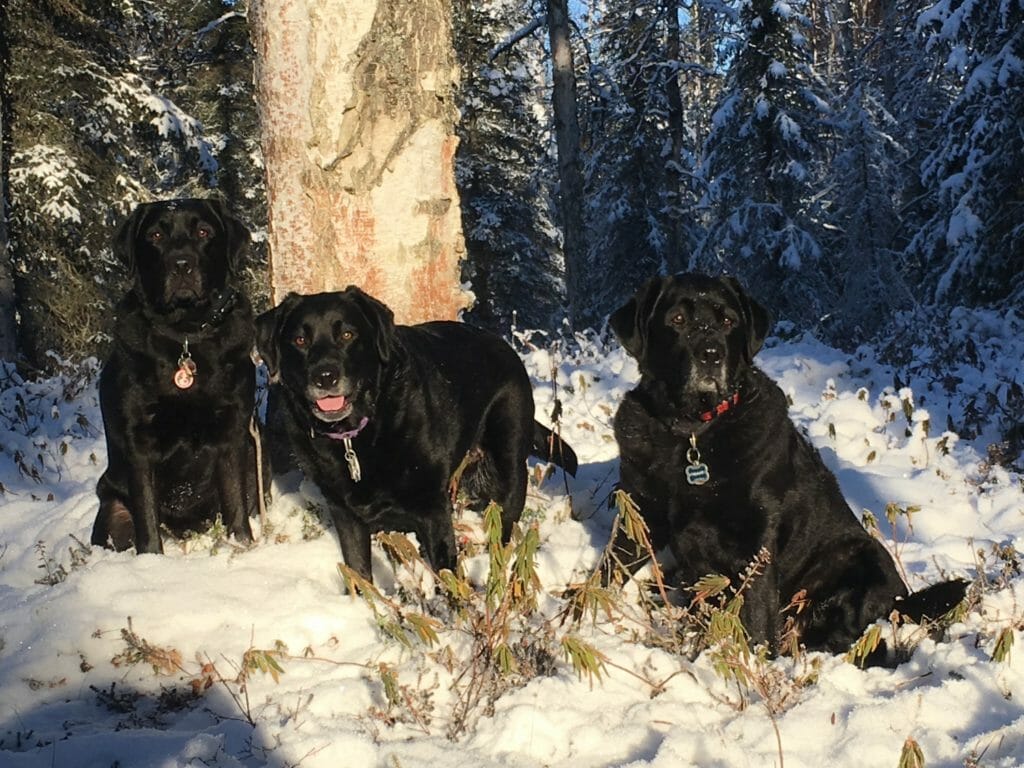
[720,275,771,360]
[343,285,396,364]
[113,203,149,275]
[255,293,303,382]
[609,275,668,364]
[204,198,251,273]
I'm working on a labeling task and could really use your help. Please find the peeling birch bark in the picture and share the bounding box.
[251,0,468,322]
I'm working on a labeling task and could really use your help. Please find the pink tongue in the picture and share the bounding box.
[316,395,347,412]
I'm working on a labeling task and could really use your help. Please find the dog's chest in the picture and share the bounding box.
[296,432,437,528]
[106,343,251,445]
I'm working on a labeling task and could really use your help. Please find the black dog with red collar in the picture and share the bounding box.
[609,273,965,659]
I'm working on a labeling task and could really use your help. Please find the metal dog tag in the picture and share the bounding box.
[174,345,197,390]
[343,438,362,482]
[685,462,710,486]
[685,433,710,486]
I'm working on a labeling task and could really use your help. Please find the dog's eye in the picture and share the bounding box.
[196,227,212,239]
[147,231,163,243]
[339,330,355,342]
[723,316,734,328]
[293,335,307,349]
[669,312,686,326]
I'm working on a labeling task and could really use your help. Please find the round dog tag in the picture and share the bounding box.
[173,366,195,389]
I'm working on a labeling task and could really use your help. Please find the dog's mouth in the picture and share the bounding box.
[685,361,731,394]
[161,283,206,310]
[310,393,355,423]
[689,374,728,396]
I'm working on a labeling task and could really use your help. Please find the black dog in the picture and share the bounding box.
[92,198,261,553]
[610,273,965,654]
[256,287,576,582]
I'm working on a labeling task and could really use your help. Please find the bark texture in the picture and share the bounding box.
[252,0,468,322]
[546,0,586,328]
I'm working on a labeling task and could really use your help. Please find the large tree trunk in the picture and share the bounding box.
[547,0,587,328]
[251,0,468,322]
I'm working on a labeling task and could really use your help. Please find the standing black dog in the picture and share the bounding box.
[256,288,576,582]
[610,273,965,654]
[92,198,261,553]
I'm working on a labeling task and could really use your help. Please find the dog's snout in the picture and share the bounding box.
[173,259,194,275]
[700,344,722,365]
[311,366,340,390]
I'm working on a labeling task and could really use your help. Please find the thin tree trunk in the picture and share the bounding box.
[547,0,587,328]
[664,0,685,272]
[0,3,18,362]
[250,0,468,322]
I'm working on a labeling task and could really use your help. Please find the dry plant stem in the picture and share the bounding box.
[249,414,267,532]
[206,652,257,727]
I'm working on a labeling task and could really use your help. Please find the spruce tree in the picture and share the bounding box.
[453,0,565,333]
[693,0,835,331]
[909,0,1024,309]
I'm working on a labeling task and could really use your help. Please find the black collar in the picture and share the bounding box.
[200,289,239,330]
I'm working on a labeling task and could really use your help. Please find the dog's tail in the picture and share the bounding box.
[892,578,969,623]
[532,422,578,476]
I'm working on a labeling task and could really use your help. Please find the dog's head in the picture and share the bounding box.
[255,288,396,427]
[115,198,250,313]
[610,273,770,410]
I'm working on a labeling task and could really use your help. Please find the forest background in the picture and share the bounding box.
[0,0,1020,459]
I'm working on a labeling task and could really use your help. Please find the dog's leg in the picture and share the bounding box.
[417,507,459,574]
[128,464,163,554]
[216,439,255,546]
[92,479,136,548]
[478,395,531,543]
[331,509,374,579]
[741,562,781,651]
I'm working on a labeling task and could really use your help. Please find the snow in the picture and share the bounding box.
[9,146,93,225]
[1,330,1023,768]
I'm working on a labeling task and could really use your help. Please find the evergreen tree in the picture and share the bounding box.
[908,0,1024,309]
[582,0,712,327]
[453,0,565,334]
[825,81,913,342]
[692,0,835,331]
[5,0,265,367]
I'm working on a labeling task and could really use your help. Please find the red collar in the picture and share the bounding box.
[699,392,740,422]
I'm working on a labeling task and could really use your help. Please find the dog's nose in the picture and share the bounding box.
[173,259,194,275]
[311,367,340,390]
[700,345,722,365]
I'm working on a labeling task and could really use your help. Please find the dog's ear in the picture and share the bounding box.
[720,275,770,360]
[113,203,149,275]
[343,285,396,364]
[609,275,668,364]
[255,293,303,382]
[204,198,251,273]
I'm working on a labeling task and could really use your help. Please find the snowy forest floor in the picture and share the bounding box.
[1,326,1023,768]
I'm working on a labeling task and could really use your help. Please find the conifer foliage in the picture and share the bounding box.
[1,0,1022,457]
[910,0,1024,308]
[692,0,834,331]
[3,0,265,365]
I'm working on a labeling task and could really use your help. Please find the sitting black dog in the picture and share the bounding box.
[92,198,261,553]
[610,273,966,654]
[256,287,576,582]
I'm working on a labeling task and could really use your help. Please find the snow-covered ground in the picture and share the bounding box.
[1,328,1022,768]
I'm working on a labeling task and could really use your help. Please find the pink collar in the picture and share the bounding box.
[322,416,370,442]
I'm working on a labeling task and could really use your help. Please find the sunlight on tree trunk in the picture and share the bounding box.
[251,0,468,322]
[547,0,587,328]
